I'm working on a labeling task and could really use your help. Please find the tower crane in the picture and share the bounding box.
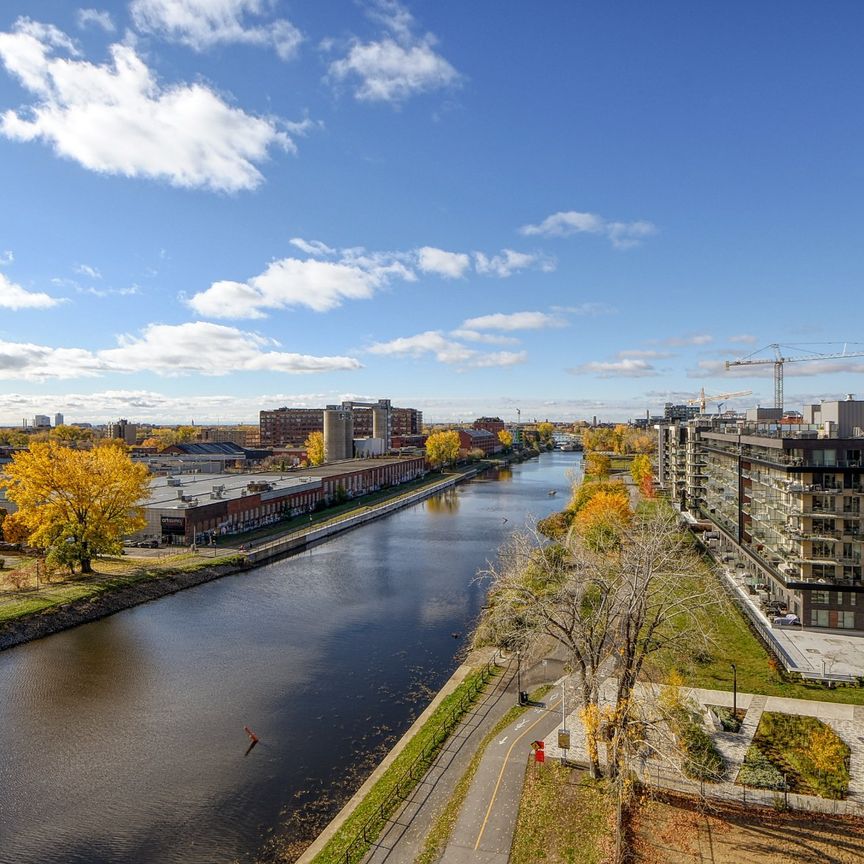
[687,387,752,413]
[725,343,864,412]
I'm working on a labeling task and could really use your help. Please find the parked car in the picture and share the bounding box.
[139,539,160,548]
[773,613,800,626]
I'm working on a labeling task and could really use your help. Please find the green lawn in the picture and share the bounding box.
[213,466,478,548]
[510,763,611,864]
[652,557,864,705]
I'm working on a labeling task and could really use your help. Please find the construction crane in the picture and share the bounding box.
[687,388,752,413]
[725,343,864,411]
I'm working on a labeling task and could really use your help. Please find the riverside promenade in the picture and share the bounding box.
[344,675,864,864]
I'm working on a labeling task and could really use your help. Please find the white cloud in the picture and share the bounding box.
[416,246,470,279]
[551,302,617,317]
[188,251,414,318]
[729,333,758,345]
[289,237,336,257]
[329,0,459,103]
[101,322,360,375]
[79,284,140,298]
[189,237,558,319]
[367,330,525,368]
[461,311,566,331]
[618,349,674,359]
[0,271,63,309]
[449,329,520,346]
[0,322,361,380]
[0,341,108,379]
[73,263,101,279]
[473,249,553,277]
[569,357,660,378]
[130,0,303,60]
[519,210,657,249]
[0,250,13,265]
[77,9,115,32]
[0,18,298,192]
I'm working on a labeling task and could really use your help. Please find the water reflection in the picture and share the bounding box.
[425,488,460,514]
[0,452,581,864]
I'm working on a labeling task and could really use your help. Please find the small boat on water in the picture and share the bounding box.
[548,489,557,496]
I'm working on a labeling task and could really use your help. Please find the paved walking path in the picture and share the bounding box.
[358,663,864,864]
[441,684,563,864]
[544,681,864,814]
[361,654,565,864]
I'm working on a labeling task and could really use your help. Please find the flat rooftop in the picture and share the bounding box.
[145,456,422,510]
[146,472,321,510]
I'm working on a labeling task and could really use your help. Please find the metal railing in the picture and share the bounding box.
[644,762,863,818]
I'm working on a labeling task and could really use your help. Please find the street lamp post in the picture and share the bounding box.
[516,650,522,705]
[730,662,737,721]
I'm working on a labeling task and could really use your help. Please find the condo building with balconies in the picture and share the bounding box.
[658,398,864,631]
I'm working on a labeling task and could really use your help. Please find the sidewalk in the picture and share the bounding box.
[360,655,564,864]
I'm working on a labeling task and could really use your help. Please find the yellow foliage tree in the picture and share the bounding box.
[304,430,325,466]
[573,489,632,550]
[498,429,513,449]
[582,428,614,452]
[1,442,150,573]
[612,424,630,454]
[50,424,93,446]
[630,454,652,485]
[425,430,461,469]
[537,421,554,443]
[585,452,611,479]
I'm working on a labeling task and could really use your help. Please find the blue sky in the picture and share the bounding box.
[1,1,863,425]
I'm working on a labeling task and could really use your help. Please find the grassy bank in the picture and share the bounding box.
[307,663,499,864]
[0,463,492,628]
[0,551,244,625]
[510,762,611,864]
[215,464,483,549]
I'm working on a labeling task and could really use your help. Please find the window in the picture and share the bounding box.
[811,591,830,604]
[812,564,836,581]
[810,609,829,627]
[812,541,834,558]
[839,611,856,629]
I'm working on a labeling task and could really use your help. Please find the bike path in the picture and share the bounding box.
[442,682,564,864]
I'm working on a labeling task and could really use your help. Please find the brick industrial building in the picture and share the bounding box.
[138,455,427,544]
[259,402,422,448]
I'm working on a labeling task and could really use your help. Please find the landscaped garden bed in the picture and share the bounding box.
[736,711,850,798]
[708,704,746,733]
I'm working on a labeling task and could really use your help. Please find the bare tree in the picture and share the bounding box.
[480,505,722,791]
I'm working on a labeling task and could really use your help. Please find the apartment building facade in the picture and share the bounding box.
[658,399,864,631]
[259,404,422,447]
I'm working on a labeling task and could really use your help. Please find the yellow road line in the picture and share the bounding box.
[473,694,562,850]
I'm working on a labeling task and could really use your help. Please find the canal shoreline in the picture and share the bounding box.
[0,458,537,653]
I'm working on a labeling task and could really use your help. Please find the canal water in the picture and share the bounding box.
[0,452,580,864]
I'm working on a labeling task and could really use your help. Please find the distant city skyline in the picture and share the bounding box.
[1,2,864,424]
